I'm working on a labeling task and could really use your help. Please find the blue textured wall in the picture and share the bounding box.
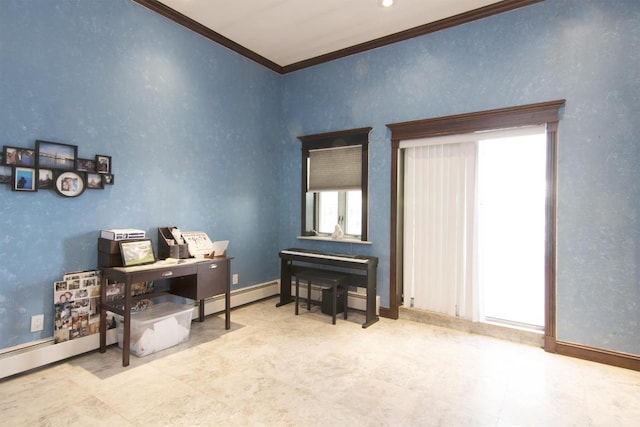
[2,0,639,357]
[0,0,282,349]
[281,0,640,355]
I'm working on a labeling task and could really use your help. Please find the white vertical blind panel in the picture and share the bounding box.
[403,142,477,318]
[308,146,361,192]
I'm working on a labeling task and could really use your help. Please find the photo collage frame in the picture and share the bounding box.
[1,139,113,197]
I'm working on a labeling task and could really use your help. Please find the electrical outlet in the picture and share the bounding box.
[232,274,239,285]
[30,314,44,332]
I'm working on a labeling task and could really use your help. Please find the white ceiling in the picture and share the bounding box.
[156,0,502,67]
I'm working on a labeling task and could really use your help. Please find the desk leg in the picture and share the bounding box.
[198,299,205,322]
[225,287,231,330]
[99,275,107,353]
[122,279,132,367]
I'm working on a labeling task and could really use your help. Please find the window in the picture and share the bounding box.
[298,127,371,241]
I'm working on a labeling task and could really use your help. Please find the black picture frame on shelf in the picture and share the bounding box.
[36,140,77,170]
[13,167,37,192]
[96,155,111,173]
[38,168,54,189]
[76,158,96,172]
[119,239,156,267]
[86,173,103,189]
[54,170,86,198]
[4,146,36,167]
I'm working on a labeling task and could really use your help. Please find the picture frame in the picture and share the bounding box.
[86,172,103,189]
[102,173,114,185]
[36,140,77,170]
[119,239,156,267]
[54,170,86,197]
[4,146,36,167]
[13,167,37,192]
[76,158,96,172]
[0,165,11,184]
[96,155,111,174]
[38,168,54,189]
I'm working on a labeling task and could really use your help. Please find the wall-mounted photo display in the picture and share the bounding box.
[3,146,35,167]
[0,165,11,184]
[2,139,113,197]
[76,158,96,172]
[36,140,77,170]
[86,172,103,189]
[38,168,54,189]
[54,170,86,197]
[96,154,111,173]
[13,167,36,192]
[102,173,114,185]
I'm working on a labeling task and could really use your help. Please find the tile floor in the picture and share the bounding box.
[1,296,639,426]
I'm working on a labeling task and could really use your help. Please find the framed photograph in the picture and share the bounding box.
[96,155,111,174]
[13,167,37,192]
[76,158,96,172]
[102,173,114,185]
[86,172,103,189]
[54,170,86,197]
[38,168,54,189]
[36,140,77,170]
[0,165,11,184]
[119,239,156,267]
[4,146,36,167]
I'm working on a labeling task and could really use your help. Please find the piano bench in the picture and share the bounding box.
[295,270,348,325]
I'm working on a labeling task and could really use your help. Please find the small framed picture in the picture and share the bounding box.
[102,173,114,185]
[86,172,103,189]
[38,168,54,189]
[119,239,156,267]
[54,170,86,197]
[13,167,37,192]
[4,146,36,167]
[76,158,96,172]
[36,140,77,170]
[96,155,111,174]
[0,165,11,184]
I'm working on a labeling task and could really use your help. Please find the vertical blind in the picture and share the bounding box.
[403,142,478,319]
[308,145,361,192]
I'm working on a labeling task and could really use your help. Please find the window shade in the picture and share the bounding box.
[308,145,361,192]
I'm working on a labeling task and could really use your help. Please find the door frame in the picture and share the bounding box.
[385,99,566,353]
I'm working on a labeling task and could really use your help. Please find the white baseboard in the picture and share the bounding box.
[0,280,280,380]
[0,329,118,380]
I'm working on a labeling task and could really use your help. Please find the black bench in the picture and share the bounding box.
[295,270,348,325]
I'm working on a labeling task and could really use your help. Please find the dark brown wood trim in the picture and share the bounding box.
[387,99,567,140]
[282,0,544,73]
[131,0,284,73]
[133,0,542,74]
[297,127,372,241]
[554,341,640,372]
[386,99,565,349]
[544,122,559,353]
[379,307,396,320]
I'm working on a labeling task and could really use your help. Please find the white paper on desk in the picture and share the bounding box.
[211,240,229,256]
[181,231,214,256]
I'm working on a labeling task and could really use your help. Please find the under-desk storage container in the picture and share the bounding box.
[116,302,193,357]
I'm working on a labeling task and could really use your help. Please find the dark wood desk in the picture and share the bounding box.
[100,257,232,366]
[278,248,378,328]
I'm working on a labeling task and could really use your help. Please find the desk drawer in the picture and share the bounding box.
[169,260,228,300]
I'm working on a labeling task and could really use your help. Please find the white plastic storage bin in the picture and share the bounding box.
[117,302,193,357]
